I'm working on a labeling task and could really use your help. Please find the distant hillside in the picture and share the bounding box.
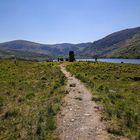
[0,48,10,56]
[107,35,140,58]
[0,40,90,59]
[0,27,140,59]
[80,27,140,58]
[0,40,49,60]
[0,47,49,61]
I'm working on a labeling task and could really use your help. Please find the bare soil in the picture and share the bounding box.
[56,64,110,140]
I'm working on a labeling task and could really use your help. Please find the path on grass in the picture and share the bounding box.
[56,64,109,140]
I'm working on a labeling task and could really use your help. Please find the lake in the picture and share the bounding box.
[76,58,140,64]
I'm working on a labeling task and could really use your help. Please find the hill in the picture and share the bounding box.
[0,47,50,61]
[0,40,50,60]
[0,27,140,59]
[0,40,91,59]
[80,27,140,58]
[107,35,140,58]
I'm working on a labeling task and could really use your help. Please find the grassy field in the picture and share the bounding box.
[0,60,66,140]
[66,62,140,139]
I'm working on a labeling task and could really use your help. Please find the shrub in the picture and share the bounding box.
[97,85,104,92]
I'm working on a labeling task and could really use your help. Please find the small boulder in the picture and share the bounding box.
[69,83,76,87]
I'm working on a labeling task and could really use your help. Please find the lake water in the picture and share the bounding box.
[76,58,140,64]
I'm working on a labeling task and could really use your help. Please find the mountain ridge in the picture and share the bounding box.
[80,26,140,58]
[0,26,140,59]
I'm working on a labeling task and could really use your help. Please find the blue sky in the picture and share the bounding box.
[0,0,140,44]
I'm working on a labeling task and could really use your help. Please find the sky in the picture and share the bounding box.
[0,0,140,44]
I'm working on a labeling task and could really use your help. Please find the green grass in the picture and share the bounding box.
[108,36,140,59]
[0,60,66,140]
[66,62,140,139]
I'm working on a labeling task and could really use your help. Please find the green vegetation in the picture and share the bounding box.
[0,48,49,61]
[108,35,140,59]
[69,51,75,62]
[0,40,91,59]
[66,62,140,139]
[80,27,140,58]
[0,60,66,140]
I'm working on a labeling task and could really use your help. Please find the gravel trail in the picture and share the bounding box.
[56,64,109,140]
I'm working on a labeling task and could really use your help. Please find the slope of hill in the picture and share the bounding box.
[0,40,50,60]
[80,27,140,58]
[0,48,11,56]
[107,35,140,58]
[0,47,49,61]
[0,40,91,59]
[41,43,92,56]
[0,27,140,59]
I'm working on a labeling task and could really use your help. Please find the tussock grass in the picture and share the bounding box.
[0,60,66,140]
[66,62,140,139]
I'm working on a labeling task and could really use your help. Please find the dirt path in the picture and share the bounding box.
[56,64,109,140]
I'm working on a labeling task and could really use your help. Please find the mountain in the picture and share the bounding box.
[0,27,140,60]
[0,40,91,59]
[0,40,49,60]
[0,47,50,61]
[80,27,140,58]
[41,43,92,56]
[107,35,140,58]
